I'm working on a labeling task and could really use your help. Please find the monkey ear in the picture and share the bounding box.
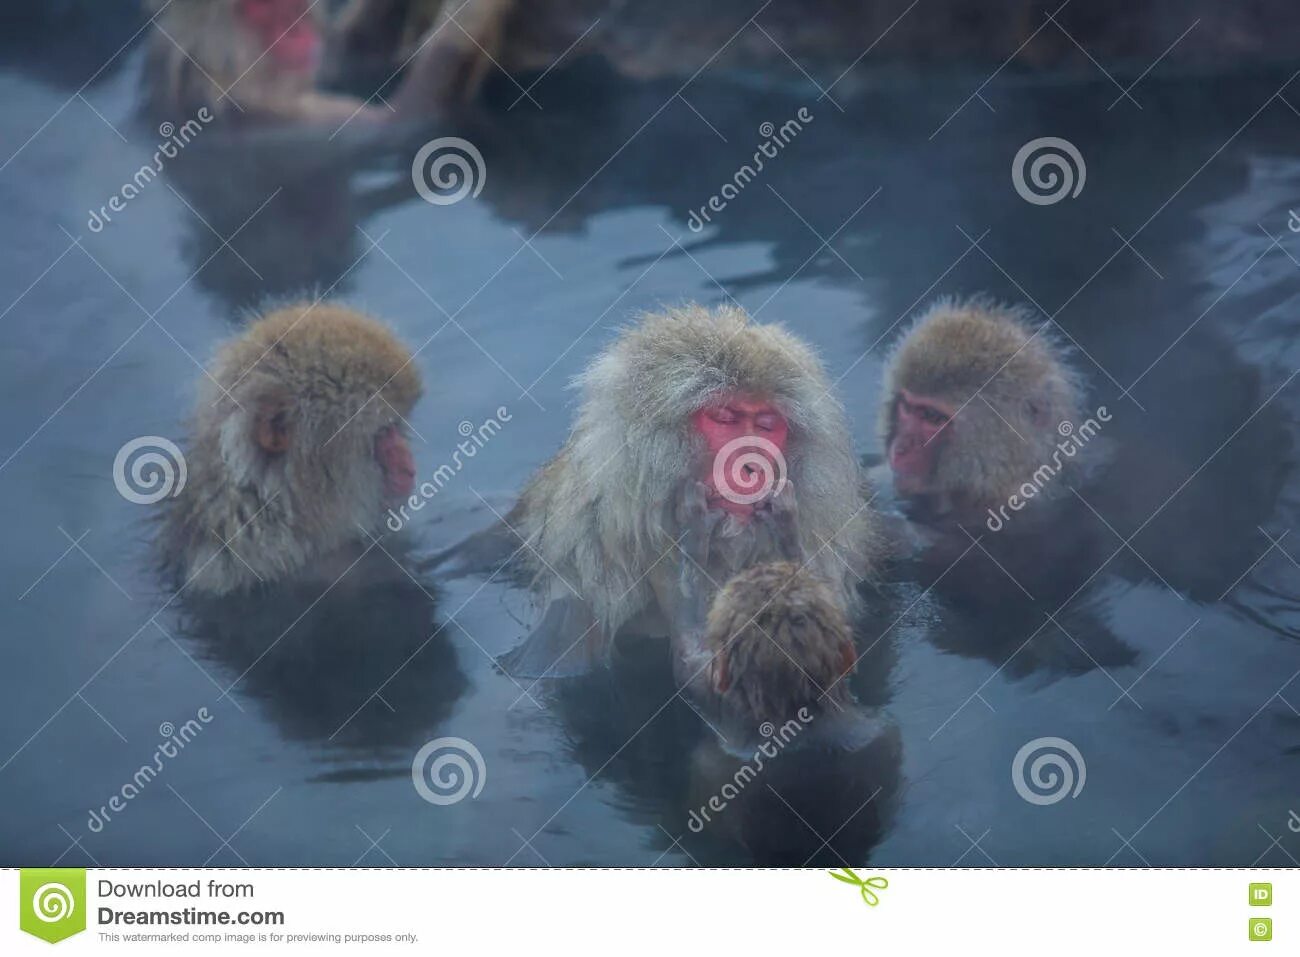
[712,652,731,694]
[253,399,292,455]
[838,641,857,678]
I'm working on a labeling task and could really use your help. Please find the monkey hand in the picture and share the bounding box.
[677,480,725,568]
[754,480,801,560]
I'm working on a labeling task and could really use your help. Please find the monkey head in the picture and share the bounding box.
[880,297,1083,516]
[235,0,323,72]
[703,562,857,726]
[514,302,874,648]
[161,303,421,594]
[146,0,326,117]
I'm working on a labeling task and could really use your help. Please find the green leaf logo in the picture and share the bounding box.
[828,867,888,907]
[19,869,86,944]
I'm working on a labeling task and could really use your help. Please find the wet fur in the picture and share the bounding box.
[513,303,876,657]
[704,561,854,726]
[158,302,421,594]
[880,296,1085,514]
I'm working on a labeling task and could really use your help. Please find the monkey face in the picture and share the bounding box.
[691,393,790,522]
[887,387,954,496]
[237,0,322,72]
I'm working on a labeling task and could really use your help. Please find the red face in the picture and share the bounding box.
[238,0,321,71]
[691,394,789,521]
[374,425,415,501]
[888,388,954,496]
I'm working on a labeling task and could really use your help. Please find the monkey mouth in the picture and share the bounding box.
[888,438,933,494]
[272,24,322,71]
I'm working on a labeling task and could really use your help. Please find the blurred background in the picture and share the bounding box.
[0,0,1298,867]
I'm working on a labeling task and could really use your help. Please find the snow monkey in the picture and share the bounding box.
[874,296,1128,617]
[501,303,875,678]
[670,477,860,733]
[879,296,1100,528]
[143,0,387,124]
[159,302,421,595]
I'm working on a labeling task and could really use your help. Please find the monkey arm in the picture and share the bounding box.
[754,481,801,561]
[390,0,514,112]
[499,589,604,679]
[666,481,725,695]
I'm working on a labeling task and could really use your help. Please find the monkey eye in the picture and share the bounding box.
[706,407,739,425]
[920,406,949,427]
[753,411,780,432]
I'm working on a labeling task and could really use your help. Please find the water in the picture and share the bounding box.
[1,26,1298,867]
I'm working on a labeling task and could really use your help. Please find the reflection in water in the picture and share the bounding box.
[2,15,1300,866]
[551,606,902,866]
[177,552,466,758]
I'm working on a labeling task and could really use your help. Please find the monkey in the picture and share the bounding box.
[873,297,1114,612]
[496,302,876,678]
[668,478,855,729]
[158,302,422,595]
[878,295,1090,528]
[332,0,1300,111]
[143,0,385,125]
